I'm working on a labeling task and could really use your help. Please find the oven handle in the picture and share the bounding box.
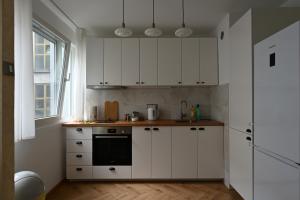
[94,136,129,139]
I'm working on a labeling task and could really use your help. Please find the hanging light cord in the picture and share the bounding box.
[152,0,155,27]
[122,0,125,27]
[182,0,185,27]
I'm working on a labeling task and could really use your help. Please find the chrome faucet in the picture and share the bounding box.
[180,100,188,120]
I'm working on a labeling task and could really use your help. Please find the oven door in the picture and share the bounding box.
[93,134,132,166]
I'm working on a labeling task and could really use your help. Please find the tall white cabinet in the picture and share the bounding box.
[158,38,182,86]
[103,38,122,86]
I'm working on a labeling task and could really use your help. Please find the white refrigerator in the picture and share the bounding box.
[254,21,300,200]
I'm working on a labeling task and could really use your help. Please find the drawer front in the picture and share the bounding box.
[66,140,92,153]
[67,153,92,166]
[93,166,132,179]
[66,128,92,140]
[67,166,92,179]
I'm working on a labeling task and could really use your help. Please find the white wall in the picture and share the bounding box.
[215,14,230,85]
[15,0,76,193]
[282,0,300,6]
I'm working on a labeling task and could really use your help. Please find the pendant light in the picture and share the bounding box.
[175,0,192,37]
[114,0,133,37]
[144,0,162,37]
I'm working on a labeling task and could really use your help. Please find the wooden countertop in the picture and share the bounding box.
[62,119,224,127]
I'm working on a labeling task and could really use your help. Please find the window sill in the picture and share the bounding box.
[35,116,61,130]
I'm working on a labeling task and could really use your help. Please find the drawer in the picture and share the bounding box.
[67,166,92,179]
[66,140,92,153]
[67,153,92,166]
[66,128,92,140]
[93,166,132,179]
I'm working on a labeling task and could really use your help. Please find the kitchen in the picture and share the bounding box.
[1,0,300,200]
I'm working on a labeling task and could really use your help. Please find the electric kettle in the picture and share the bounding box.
[147,104,159,120]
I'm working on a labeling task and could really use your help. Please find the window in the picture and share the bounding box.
[33,21,70,119]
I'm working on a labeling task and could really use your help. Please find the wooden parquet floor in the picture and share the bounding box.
[47,181,243,200]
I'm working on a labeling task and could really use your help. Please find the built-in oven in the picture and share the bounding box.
[92,127,132,166]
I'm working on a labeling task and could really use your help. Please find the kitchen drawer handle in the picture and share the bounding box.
[76,141,83,145]
[246,136,252,141]
[136,82,139,84]
[246,129,252,133]
[201,81,205,84]
[141,82,145,84]
[190,127,197,131]
[105,82,108,84]
[178,81,182,84]
[144,128,151,131]
[153,128,159,131]
[199,127,205,131]
[76,128,83,132]
[76,154,83,158]
[196,82,200,84]
[76,168,82,171]
[109,167,116,171]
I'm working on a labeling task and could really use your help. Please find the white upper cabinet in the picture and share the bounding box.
[182,38,200,86]
[158,38,181,86]
[103,38,122,86]
[122,39,140,86]
[140,38,158,86]
[199,38,218,85]
[172,127,198,179]
[86,37,104,86]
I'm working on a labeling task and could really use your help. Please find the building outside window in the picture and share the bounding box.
[32,21,70,119]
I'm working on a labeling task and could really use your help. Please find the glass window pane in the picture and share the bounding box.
[35,110,44,118]
[46,84,50,97]
[35,34,44,44]
[35,45,44,54]
[45,55,50,71]
[35,55,44,72]
[35,84,44,98]
[35,99,44,109]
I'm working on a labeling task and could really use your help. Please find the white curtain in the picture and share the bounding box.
[71,28,86,121]
[14,0,35,142]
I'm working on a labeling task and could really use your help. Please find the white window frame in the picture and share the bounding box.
[32,18,71,120]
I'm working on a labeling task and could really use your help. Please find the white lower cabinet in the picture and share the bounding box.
[93,166,131,179]
[151,127,172,179]
[198,126,224,179]
[229,128,253,200]
[67,166,93,179]
[172,127,198,178]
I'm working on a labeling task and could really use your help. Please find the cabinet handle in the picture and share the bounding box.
[105,82,108,84]
[144,128,151,131]
[246,136,252,141]
[190,127,197,131]
[199,127,205,131]
[100,82,103,85]
[109,167,116,171]
[136,82,139,84]
[76,141,83,145]
[141,82,144,84]
[76,168,82,171]
[153,128,159,131]
[246,129,252,133]
[178,81,182,84]
[76,128,82,132]
[76,154,83,158]
[196,82,200,84]
[201,81,205,84]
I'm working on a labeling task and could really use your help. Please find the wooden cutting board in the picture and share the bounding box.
[104,101,119,121]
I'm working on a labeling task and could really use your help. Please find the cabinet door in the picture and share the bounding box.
[122,39,140,86]
[199,38,218,85]
[229,11,252,132]
[172,127,198,179]
[158,38,181,86]
[229,128,253,200]
[182,38,200,85]
[198,126,223,178]
[103,38,122,85]
[132,127,151,179]
[151,127,172,178]
[86,37,103,86]
[140,38,157,86]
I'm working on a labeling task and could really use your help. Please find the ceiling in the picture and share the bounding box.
[52,0,287,36]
